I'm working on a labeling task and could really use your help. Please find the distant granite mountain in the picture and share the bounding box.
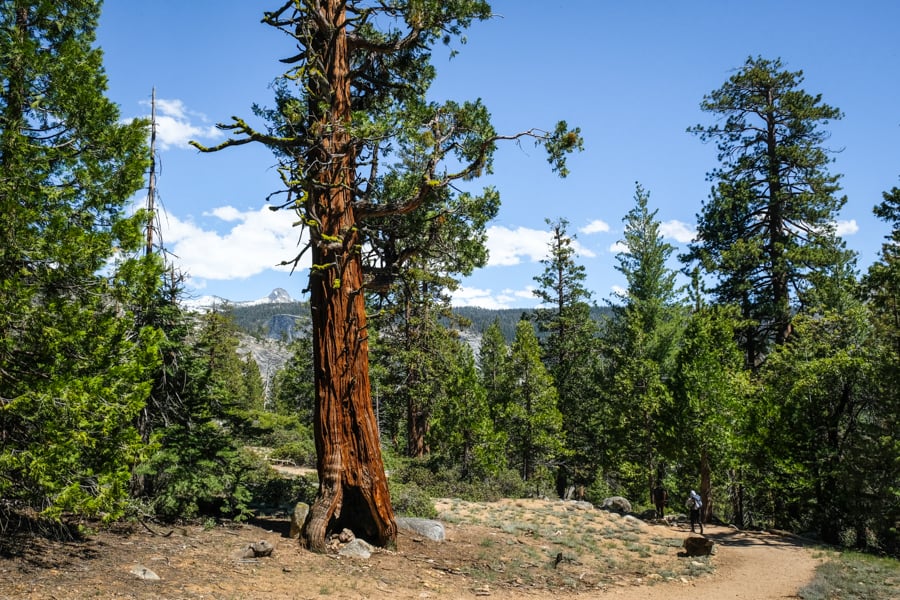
[188,288,611,346]
[183,287,296,311]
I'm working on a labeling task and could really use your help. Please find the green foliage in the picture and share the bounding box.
[269,336,315,422]
[246,472,317,512]
[499,320,564,483]
[269,440,318,468]
[135,424,257,521]
[531,218,600,489]
[597,183,684,499]
[427,342,506,480]
[670,303,750,522]
[391,456,526,502]
[686,56,849,364]
[134,309,274,522]
[387,481,437,518]
[0,0,151,520]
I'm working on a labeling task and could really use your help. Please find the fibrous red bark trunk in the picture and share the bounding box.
[300,0,396,552]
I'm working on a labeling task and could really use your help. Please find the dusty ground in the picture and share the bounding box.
[0,498,821,599]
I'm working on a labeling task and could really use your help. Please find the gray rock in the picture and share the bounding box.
[396,517,445,542]
[250,540,274,557]
[623,514,645,528]
[338,528,355,543]
[601,496,632,514]
[289,502,309,539]
[235,540,275,559]
[338,538,375,559]
[130,565,160,580]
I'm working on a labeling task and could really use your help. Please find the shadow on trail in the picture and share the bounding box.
[690,524,819,550]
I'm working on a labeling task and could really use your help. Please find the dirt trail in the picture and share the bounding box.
[0,503,823,600]
[594,525,822,600]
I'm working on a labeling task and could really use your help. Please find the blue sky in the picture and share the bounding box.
[97,1,899,308]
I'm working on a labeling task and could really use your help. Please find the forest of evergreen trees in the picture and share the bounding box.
[1,1,897,557]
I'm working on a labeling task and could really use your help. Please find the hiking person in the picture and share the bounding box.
[651,483,668,519]
[686,490,703,534]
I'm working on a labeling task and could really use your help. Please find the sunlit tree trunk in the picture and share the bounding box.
[300,0,396,552]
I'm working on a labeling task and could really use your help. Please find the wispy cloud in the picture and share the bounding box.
[158,205,306,280]
[660,219,696,243]
[139,97,222,150]
[451,285,537,309]
[486,224,596,266]
[580,219,611,235]
[835,219,859,236]
[608,241,628,254]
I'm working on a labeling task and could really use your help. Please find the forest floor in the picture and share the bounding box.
[0,497,823,600]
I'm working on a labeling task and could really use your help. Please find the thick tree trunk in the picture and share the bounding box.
[300,0,396,552]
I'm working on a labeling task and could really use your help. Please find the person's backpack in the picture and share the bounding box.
[686,493,702,510]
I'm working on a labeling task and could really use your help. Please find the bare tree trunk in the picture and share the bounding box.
[300,0,396,552]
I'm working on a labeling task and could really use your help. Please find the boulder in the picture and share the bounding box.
[289,502,309,539]
[338,538,375,559]
[338,528,355,543]
[683,535,714,557]
[235,540,275,560]
[601,496,632,514]
[396,517,445,541]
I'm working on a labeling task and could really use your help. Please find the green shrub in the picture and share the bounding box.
[135,423,258,521]
[389,481,437,518]
[246,470,317,510]
[391,457,526,502]
[269,439,317,467]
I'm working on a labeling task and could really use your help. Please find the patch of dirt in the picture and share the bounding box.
[0,498,821,599]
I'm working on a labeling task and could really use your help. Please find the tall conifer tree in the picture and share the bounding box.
[532,218,598,493]
[686,56,848,366]
[0,0,152,519]
[600,183,682,499]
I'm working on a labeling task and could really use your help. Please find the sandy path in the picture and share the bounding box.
[596,525,821,600]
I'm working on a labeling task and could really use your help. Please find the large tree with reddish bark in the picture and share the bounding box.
[193,0,580,551]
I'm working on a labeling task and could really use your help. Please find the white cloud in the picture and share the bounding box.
[486,225,596,266]
[485,225,550,266]
[451,285,538,309]
[138,97,222,150]
[159,205,305,280]
[835,219,859,236]
[154,98,189,120]
[660,219,696,243]
[580,219,611,235]
[609,241,628,254]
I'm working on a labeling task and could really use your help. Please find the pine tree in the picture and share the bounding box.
[0,0,152,520]
[427,341,504,480]
[501,319,563,491]
[135,309,263,521]
[599,183,682,500]
[686,56,849,366]
[857,183,900,553]
[478,319,510,424]
[532,218,599,493]
[271,336,316,421]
